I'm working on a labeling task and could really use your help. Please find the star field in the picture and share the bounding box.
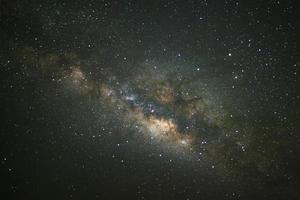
[1,0,300,199]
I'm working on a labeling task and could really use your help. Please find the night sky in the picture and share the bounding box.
[1,0,300,199]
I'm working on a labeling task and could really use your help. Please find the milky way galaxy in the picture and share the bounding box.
[1,0,300,199]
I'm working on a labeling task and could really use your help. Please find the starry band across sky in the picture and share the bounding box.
[1,0,299,199]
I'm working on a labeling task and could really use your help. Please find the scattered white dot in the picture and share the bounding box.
[180,140,187,145]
